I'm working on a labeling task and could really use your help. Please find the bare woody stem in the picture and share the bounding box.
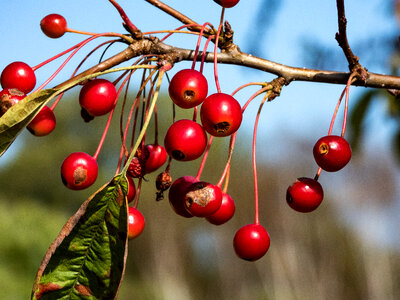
[335,0,359,70]
[144,0,213,34]
[54,37,400,92]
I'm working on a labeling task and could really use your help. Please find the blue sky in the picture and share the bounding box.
[1,0,400,247]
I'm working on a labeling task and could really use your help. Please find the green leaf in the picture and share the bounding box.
[0,88,58,157]
[31,175,129,300]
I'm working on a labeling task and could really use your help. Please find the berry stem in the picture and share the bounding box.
[121,70,164,175]
[93,78,128,160]
[35,33,127,92]
[200,34,215,74]
[341,73,356,137]
[191,22,213,70]
[217,133,237,187]
[314,167,322,181]
[32,41,86,71]
[50,39,117,111]
[159,24,202,42]
[133,177,143,208]
[108,0,140,34]
[195,135,214,181]
[222,167,230,194]
[213,23,223,93]
[252,97,268,225]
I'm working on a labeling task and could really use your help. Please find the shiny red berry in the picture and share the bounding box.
[313,135,352,172]
[126,175,136,203]
[286,177,324,213]
[79,79,117,117]
[213,0,240,8]
[164,119,208,161]
[168,176,197,218]
[206,192,235,225]
[27,106,56,136]
[0,88,25,117]
[128,207,145,239]
[184,181,222,217]
[61,152,98,190]
[1,62,36,94]
[168,69,208,109]
[144,144,167,173]
[40,14,67,38]
[200,93,242,137]
[233,224,270,261]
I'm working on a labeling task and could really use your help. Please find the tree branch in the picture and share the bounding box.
[55,37,400,91]
[335,0,365,76]
[144,0,213,34]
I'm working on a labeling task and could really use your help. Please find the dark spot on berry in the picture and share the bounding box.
[214,121,230,133]
[286,190,293,204]
[319,143,329,155]
[172,150,185,160]
[184,89,195,101]
[80,107,94,123]
[61,174,67,186]
[73,166,87,185]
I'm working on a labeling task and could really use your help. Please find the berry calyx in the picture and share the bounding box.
[27,106,56,136]
[213,0,240,8]
[168,176,197,218]
[79,79,117,117]
[126,175,136,203]
[60,152,98,190]
[1,62,36,94]
[0,88,25,117]
[184,181,222,217]
[313,135,352,172]
[128,207,145,239]
[144,144,167,173]
[200,93,242,137]
[233,224,270,261]
[168,69,208,109]
[286,177,324,213]
[40,14,67,38]
[127,156,145,178]
[164,119,208,161]
[206,192,235,225]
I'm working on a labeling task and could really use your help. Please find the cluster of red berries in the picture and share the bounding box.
[2,0,353,262]
[286,130,352,212]
[0,62,56,136]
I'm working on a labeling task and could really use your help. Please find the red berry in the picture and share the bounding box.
[144,144,167,173]
[40,14,67,38]
[200,93,242,137]
[286,177,324,213]
[27,106,56,136]
[213,0,240,8]
[313,135,352,172]
[60,152,98,190]
[168,69,208,109]
[206,192,235,225]
[168,176,197,218]
[79,79,117,117]
[126,175,136,203]
[164,119,208,161]
[0,88,25,117]
[128,207,145,239]
[184,181,222,217]
[233,224,270,261]
[1,62,36,94]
